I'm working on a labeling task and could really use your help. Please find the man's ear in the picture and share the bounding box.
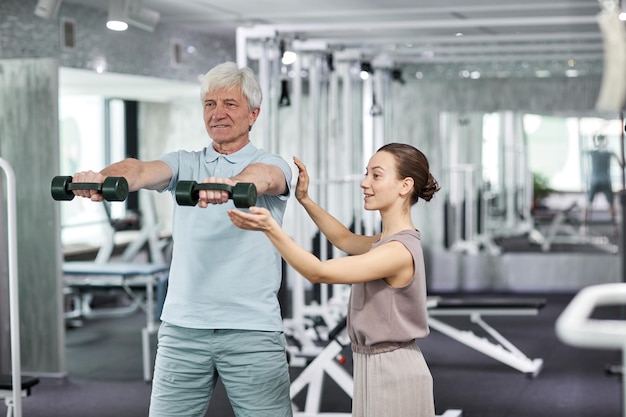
[249,107,260,130]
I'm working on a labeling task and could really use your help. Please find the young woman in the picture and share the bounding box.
[228,142,440,417]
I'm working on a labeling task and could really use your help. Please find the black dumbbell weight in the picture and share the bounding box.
[50,176,129,202]
[175,181,257,208]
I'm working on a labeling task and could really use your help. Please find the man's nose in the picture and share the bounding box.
[212,103,226,118]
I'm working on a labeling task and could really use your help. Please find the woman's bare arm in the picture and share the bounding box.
[228,206,412,287]
[294,156,378,255]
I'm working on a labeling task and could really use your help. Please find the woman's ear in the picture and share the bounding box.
[400,177,414,197]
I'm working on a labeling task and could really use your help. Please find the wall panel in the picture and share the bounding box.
[0,58,64,375]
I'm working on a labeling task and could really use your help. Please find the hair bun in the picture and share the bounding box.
[418,174,440,202]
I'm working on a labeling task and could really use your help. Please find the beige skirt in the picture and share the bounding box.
[352,343,435,417]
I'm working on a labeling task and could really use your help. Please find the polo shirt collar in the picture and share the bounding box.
[204,141,256,164]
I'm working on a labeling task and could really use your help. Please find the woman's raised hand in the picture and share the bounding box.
[293,156,310,203]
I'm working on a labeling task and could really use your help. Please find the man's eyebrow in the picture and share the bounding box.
[204,97,238,103]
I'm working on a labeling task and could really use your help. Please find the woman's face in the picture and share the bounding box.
[360,151,404,211]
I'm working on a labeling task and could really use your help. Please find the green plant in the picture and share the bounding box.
[532,172,554,201]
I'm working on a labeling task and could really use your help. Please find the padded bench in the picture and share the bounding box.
[0,375,39,417]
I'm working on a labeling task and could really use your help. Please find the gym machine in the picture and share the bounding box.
[556,283,626,417]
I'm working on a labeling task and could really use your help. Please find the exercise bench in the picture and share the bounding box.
[0,375,39,417]
[427,296,546,376]
[63,261,169,382]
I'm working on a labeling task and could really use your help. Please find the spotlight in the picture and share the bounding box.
[107,0,160,32]
[107,0,129,31]
[360,61,373,79]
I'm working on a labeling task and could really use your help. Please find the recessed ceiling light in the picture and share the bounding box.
[106,20,128,31]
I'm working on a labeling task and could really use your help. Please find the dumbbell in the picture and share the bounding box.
[50,176,129,202]
[175,181,257,208]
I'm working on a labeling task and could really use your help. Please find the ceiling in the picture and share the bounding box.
[62,0,613,80]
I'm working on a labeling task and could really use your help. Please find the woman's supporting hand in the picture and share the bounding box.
[228,206,275,232]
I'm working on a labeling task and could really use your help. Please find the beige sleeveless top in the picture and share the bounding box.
[347,229,430,354]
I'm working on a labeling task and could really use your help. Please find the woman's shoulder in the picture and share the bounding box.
[375,229,421,251]
[389,229,421,241]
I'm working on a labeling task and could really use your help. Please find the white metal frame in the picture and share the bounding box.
[289,323,463,417]
[290,329,352,417]
[428,305,544,377]
[0,157,22,417]
[556,283,626,417]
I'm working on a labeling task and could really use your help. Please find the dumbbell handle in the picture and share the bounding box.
[193,183,234,193]
[66,182,107,191]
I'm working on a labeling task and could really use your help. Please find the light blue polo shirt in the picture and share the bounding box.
[158,142,292,331]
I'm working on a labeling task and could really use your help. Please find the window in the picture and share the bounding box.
[59,96,128,249]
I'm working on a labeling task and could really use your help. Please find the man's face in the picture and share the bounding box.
[202,87,259,148]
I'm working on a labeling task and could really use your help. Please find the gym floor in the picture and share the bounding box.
[1,292,621,417]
